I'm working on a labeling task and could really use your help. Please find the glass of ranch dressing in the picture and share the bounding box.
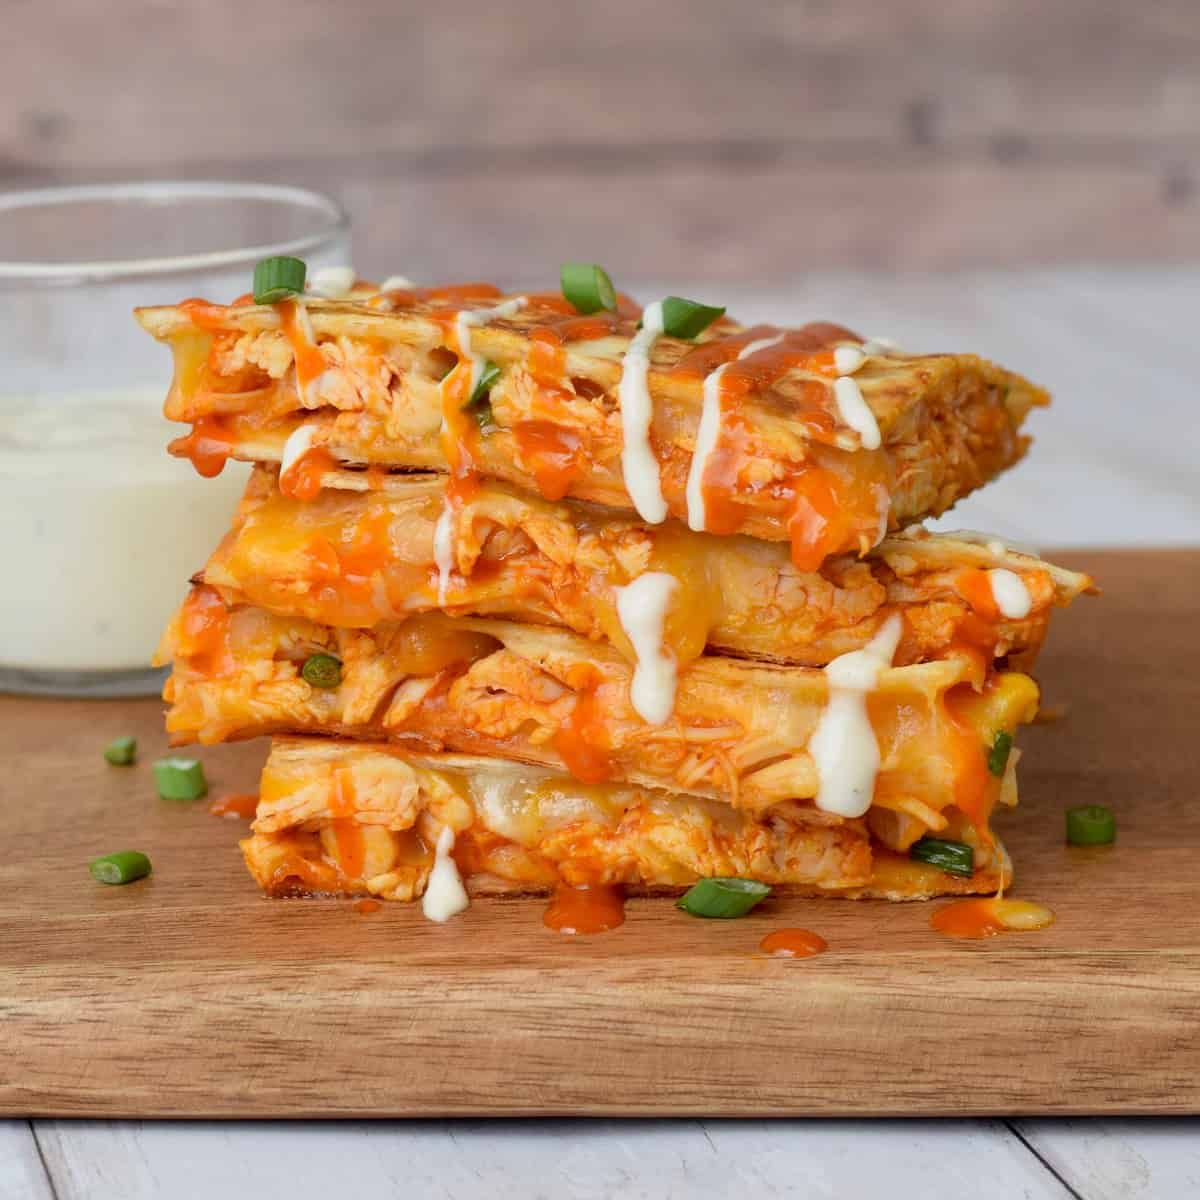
[0,182,350,695]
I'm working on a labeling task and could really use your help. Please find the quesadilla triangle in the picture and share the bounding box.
[135,281,1046,571]
[203,465,1094,673]
[243,736,1013,903]
[159,593,1040,854]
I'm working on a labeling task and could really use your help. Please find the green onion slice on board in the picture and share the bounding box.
[676,877,772,919]
[660,296,726,339]
[103,736,137,766]
[89,851,152,885]
[153,757,208,802]
[560,263,617,314]
[987,730,1013,777]
[301,653,343,689]
[1066,805,1116,845]
[909,837,975,878]
[253,256,307,304]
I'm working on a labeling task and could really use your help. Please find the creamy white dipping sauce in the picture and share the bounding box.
[422,826,470,922]
[685,333,785,532]
[617,299,669,524]
[809,614,903,818]
[0,388,249,673]
[986,568,1033,619]
[307,266,357,299]
[614,571,679,724]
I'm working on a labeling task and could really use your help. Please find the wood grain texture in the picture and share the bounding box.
[3,1,1198,274]
[1,549,1197,1118]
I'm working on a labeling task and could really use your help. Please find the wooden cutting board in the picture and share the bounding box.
[2,549,1197,1118]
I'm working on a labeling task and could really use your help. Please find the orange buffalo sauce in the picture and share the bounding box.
[554,664,613,784]
[177,586,234,676]
[277,298,327,400]
[759,928,829,958]
[169,415,234,478]
[931,897,1054,940]
[354,899,382,915]
[209,793,259,820]
[943,683,1001,838]
[177,297,235,333]
[512,421,582,500]
[787,468,847,572]
[956,568,1001,622]
[279,446,338,501]
[328,769,365,882]
[543,882,626,934]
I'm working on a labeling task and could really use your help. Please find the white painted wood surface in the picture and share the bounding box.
[13,267,1200,1199]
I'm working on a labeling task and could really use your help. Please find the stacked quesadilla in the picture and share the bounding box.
[137,264,1091,920]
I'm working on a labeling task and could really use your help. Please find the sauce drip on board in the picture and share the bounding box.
[543,882,626,934]
[931,897,1055,940]
[209,793,258,820]
[759,928,829,958]
[354,898,382,915]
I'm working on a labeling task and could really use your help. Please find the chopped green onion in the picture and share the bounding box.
[153,757,208,802]
[103,736,137,766]
[987,731,1013,777]
[467,360,502,410]
[473,400,496,432]
[253,256,307,304]
[89,850,152,885]
[660,296,726,339]
[560,262,617,314]
[1066,805,1116,846]
[676,877,772,919]
[301,653,342,689]
[910,837,975,878]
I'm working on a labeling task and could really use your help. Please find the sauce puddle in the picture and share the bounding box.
[759,928,828,958]
[354,899,382,915]
[543,883,626,935]
[931,897,1054,940]
[209,793,258,820]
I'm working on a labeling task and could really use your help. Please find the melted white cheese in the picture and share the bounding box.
[380,274,415,291]
[987,568,1033,619]
[617,300,669,524]
[433,501,455,604]
[614,571,678,724]
[832,376,882,450]
[452,297,528,398]
[809,614,903,818]
[422,826,469,923]
[279,422,319,480]
[308,266,357,299]
[685,333,785,532]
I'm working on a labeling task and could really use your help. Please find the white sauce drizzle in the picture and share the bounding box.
[832,376,882,450]
[380,274,415,291]
[279,422,319,480]
[452,297,528,399]
[422,826,469,923]
[833,345,866,375]
[614,571,678,724]
[617,299,669,523]
[432,502,455,604]
[809,614,903,818]
[685,333,785,532]
[987,568,1033,619]
[861,336,902,356]
[308,266,356,299]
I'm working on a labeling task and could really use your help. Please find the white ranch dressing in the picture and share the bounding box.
[987,568,1033,619]
[614,571,679,725]
[379,274,415,291]
[452,296,527,399]
[617,299,669,523]
[832,375,881,450]
[422,826,469,922]
[307,266,357,299]
[833,345,866,375]
[279,422,319,481]
[861,336,902,356]
[809,614,903,818]
[432,502,455,604]
[685,333,785,532]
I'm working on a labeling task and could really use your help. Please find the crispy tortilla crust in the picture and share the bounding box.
[159,592,1040,837]
[243,738,1012,901]
[201,466,1092,670]
[135,294,1046,555]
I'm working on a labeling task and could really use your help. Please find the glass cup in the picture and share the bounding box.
[0,181,350,695]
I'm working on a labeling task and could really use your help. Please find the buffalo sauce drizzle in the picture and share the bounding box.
[759,928,829,958]
[328,768,366,882]
[543,881,626,934]
[169,415,234,478]
[554,663,613,783]
[177,585,235,676]
[942,681,1001,839]
[354,898,382,915]
[280,447,339,501]
[931,897,1055,940]
[209,793,259,820]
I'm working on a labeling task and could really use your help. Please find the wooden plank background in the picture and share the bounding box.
[3,0,1198,280]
